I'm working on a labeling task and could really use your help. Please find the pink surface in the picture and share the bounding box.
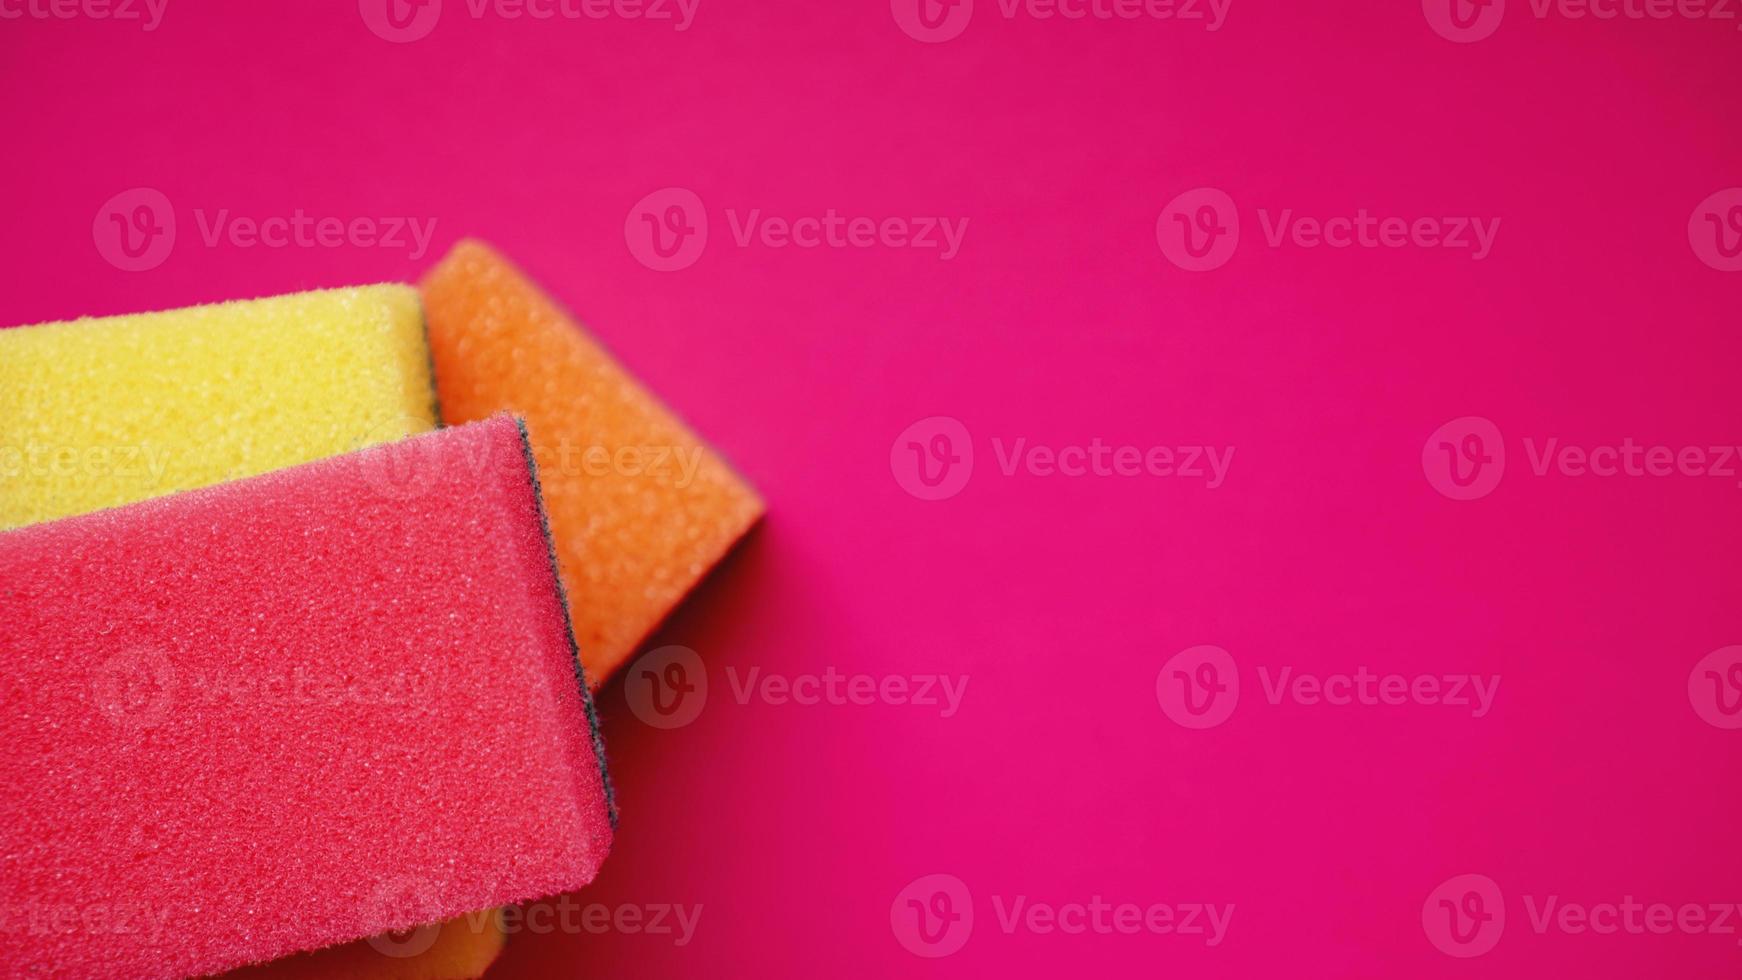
[1,2,1738,976]
[0,418,612,977]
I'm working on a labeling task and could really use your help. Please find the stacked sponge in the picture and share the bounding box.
[423,241,765,684]
[0,418,612,978]
[0,285,437,529]
[0,249,759,978]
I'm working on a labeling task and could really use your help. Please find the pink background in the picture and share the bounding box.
[3,1,1739,976]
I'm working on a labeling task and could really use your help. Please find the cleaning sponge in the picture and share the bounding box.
[422,241,764,683]
[0,415,613,979]
[0,285,437,529]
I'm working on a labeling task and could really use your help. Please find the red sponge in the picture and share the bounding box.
[0,415,613,979]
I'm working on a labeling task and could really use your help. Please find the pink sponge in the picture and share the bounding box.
[0,415,614,979]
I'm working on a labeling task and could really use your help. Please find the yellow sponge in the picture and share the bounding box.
[0,286,437,529]
[0,289,499,978]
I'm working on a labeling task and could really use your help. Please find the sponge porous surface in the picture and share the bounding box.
[421,241,765,683]
[0,285,437,530]
[0,416,613,979]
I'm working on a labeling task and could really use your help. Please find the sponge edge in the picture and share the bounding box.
[0,286,490,980]
[421,240,765,684]
[0,415,612,979]
[0,285,437,530]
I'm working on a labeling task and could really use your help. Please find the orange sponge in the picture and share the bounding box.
[221,913,504,980]
[421,241,763,684]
